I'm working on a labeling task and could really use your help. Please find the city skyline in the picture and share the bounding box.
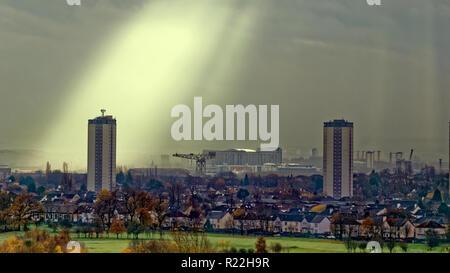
[0,0,449,169]
[0,115,449,172]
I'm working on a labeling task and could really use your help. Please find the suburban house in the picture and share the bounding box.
[415,220,447,239]
[273,214,302,233]
[383,218,415,239]
[330,217,361,238]
[207,211,233,230]
[164,210,189,229]
[233,213,266,233]
[302,215,331,234]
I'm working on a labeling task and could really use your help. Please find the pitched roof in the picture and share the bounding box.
[167,210,188,218]
[386,218,409,227]
[309,215,329,224]
[207,211,226,219]
[278,214,302,222]
[416,220,444,229]
[303,214,316,222]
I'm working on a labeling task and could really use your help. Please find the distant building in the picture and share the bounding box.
[323,119,353,199]
[396,159,412,174]
[366,151,374,170]
[87,110,116,193]
[275,163,319,176]
[205,148,282,166]
[129,168,189,178]
[0,165,11,180]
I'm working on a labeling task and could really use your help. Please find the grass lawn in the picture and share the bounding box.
[0,227,448,253]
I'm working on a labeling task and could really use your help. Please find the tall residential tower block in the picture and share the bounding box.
[323,119,353,199]
[87,110,116,193]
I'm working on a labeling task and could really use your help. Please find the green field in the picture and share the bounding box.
[0,228,448,253]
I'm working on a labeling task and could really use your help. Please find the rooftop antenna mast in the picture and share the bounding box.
[101,109,106,117]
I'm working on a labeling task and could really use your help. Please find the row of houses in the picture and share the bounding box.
[203,209,447,240]
[27,189,449,242]
[167,209,331,235]
[33,199,450,241]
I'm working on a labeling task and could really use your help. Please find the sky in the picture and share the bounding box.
[0,0,449,170]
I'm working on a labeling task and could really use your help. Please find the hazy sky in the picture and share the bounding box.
[0,0,449,170]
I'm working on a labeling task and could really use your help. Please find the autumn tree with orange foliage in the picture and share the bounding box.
[232,208,246,235]
[120,190,156,226]
[118,190,168,237]
[330,213,345,240]
[128,231,215,253]
[0,191,14,231]
[94,190,118,233]
[136,191,153,211]
[255,236,267,253]
[135,191,155,227]
[7,193,44,231]
[136,208,152,227]
[362,217,375,239]
[214,178,225,190]
[0,228,87,253]
[153,196,169,238]
[120,189,138,224]
[127,239,177,253]
[110,218,126,239]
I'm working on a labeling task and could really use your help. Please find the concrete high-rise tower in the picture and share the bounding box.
[323,119,353,199]
[87,110,116,193]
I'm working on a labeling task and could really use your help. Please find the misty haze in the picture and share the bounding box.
[0,0,449,171]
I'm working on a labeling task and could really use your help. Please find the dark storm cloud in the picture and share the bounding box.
[183,0,450,160]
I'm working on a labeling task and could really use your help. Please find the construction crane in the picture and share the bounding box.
[172,152,216,176]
